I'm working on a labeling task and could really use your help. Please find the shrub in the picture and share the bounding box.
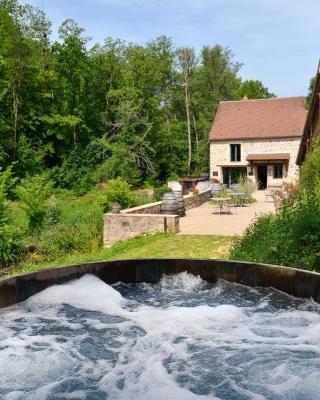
[230,138,320,271]
[153,186,172,201]
[93,157,141,188]
[0,186,24,268]
[167,173,179,181]
[101,178,135,212]
[133,189,154,206]
[46,195,62,225]
[0,187,7,226]
[0,181,24,268]
[300,136,320,201]
[238,175,255,199]
[230,195,320,270]
[91,143,142,188]
[49,146,94,195]
[273,182,300,210]
[37,208,102,259]
[230,214,277,264]
[0,165,18,200]
[0,225,24,268]
[16,175,55,232]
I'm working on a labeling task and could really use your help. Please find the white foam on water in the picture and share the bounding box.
[159,271,205,292]
[1,272,320,399]
[27,274,125,316]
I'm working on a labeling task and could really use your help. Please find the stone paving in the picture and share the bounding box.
[179,191,275,236]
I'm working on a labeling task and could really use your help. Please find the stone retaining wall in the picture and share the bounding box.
[184,190,211,210]
[120,189,211,215]
[103,213,179,247]
[103,189,211,247]
[120,201,162,215]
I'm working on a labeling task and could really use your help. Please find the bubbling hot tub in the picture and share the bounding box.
[1,259,320,400]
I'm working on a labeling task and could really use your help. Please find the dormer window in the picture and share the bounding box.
[230,144,241,162]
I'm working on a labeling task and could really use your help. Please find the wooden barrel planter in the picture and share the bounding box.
[173,191,186,217]
[160,192,179,215]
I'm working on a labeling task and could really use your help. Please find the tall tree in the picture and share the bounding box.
[0,0,276,188]
[0,7,31,160]
[237,80,276,99]
[305,76,316,109]
[54,19,89,146]
[177,47,196,176]
[190,45,241,174]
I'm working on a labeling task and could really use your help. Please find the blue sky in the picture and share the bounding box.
[22,0,319,97]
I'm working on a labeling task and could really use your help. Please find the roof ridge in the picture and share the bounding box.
[210,94,307,141]
[219,96,304,104]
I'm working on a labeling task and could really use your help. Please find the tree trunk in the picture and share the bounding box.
[72,125,77,144]
[192,112,198,149]
[184,72,192,176]
[166,114,173,153]
[12,86,19,161]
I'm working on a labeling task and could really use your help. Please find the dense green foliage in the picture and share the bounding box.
[0,0,277,271]
[0,166,23,267]
[100,178,135,212]
[16,174,55,231]
[0,176,175,269]
[300,138,320,199]
[0,0,275,187]
[231,139,320,270]
[305,76,316,109]
[236,80,275,100]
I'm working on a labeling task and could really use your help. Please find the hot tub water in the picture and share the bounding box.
[1,272,320,399]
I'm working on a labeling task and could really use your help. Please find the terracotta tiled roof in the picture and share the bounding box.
[246,153,290,161]
[209,96,307,141]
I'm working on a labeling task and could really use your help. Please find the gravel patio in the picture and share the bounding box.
[179,191,275,236]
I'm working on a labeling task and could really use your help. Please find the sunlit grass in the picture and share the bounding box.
[7,233,233,278]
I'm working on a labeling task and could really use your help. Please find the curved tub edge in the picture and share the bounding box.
[0,258,319,308]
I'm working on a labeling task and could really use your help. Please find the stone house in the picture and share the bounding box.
[209,96,307,189]
[297,63,320,165]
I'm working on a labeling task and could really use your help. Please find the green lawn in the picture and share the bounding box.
[112,234,232,260]
[7,233,233,278]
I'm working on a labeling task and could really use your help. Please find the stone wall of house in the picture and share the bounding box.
[103,189,211,247]
[103,214,179,247]
[210,137,301,186]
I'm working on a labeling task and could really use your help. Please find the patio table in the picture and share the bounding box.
[210,197,232,214]
[230,192,246,206]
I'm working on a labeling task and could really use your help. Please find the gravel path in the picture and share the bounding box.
[179,191,275,236]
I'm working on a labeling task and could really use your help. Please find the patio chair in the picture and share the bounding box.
[264,188,275,202]
[224,202,233,214]
[227,200,237,214]
[210,197,232,214]
[230,183,240,192]
[211,183,223,196]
